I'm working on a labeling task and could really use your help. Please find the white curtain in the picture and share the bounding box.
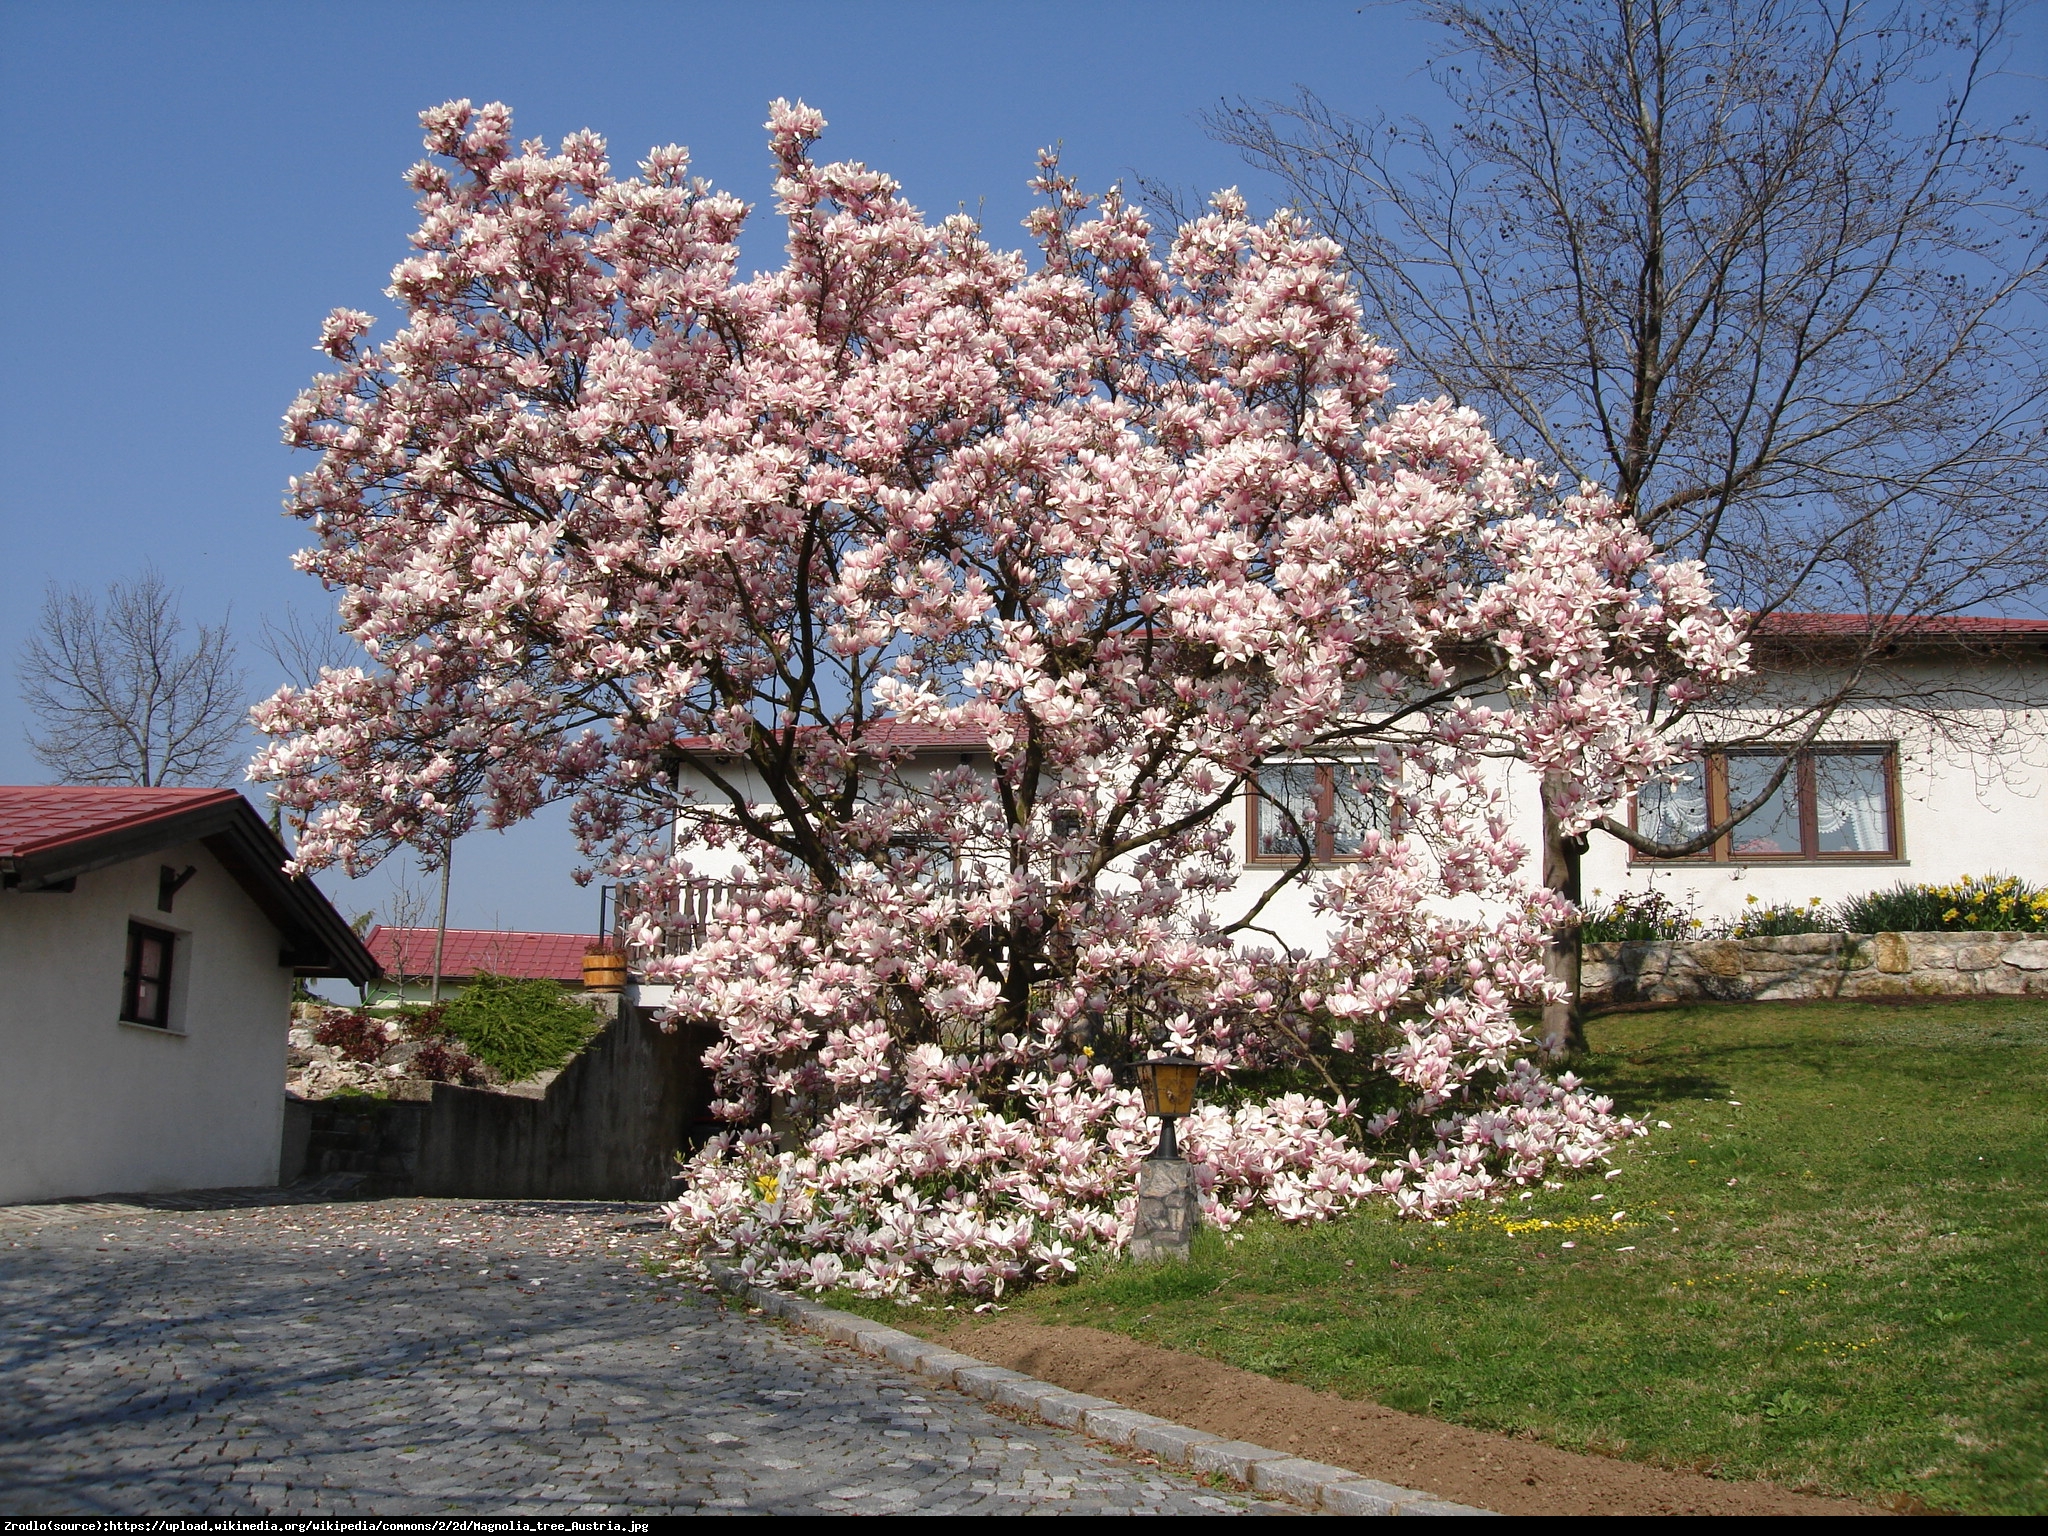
[1638,761,1708,845]
[1256,765,1320,857]
[1814,754,1890,852]
[1329,764,1390,853]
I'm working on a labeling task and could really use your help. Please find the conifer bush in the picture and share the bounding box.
[434,975,605,1082]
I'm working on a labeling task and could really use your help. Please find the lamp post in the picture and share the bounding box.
[1129,1054,1202,1264]
[1136,1055,1200,1159]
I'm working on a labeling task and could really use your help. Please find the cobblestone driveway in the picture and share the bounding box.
[0,1196,1268,1517]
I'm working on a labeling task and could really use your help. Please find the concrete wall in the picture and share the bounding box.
[1582,930,2048,1008]
[281,998,714,1201]
[0,840,296,1203]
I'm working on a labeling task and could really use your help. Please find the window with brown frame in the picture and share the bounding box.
[1632,745,1899,862]
[1249,763,1389,863]
[121,921,177,1028]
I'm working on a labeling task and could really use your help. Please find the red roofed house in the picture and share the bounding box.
[362,926,592,1006]
[1,787,378,1204]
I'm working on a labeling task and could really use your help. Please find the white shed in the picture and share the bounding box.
[0,787,378,1204]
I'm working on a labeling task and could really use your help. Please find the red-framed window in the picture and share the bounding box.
[1632,745,1900,863]
[1248,763,1389,864]
[121,921,177,1028]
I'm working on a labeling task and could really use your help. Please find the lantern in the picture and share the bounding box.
[1135,1055,1200,1160]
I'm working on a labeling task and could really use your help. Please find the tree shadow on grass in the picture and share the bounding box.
[1574,1045,1734,1119]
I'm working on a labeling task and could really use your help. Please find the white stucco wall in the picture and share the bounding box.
[0,839,296,1203]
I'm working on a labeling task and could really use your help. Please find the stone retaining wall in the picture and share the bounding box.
[1582,929,2048,1008]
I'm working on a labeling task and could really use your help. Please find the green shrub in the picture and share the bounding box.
[1838,874,2048,934]
[1578,889,1703,942]
[430,974,604,1081]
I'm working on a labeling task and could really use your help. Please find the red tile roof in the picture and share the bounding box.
[0,785,242,859]
[1752,612,2048,639]
[366,926,594,982]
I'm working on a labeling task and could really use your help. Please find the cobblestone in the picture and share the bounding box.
[0,1195,1271,1516]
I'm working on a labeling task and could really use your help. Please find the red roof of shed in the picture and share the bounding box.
[0,785,242,858]
[366,926,592,982]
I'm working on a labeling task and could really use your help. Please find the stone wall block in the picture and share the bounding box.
[1903,935,1960,969]
[1975,965,2028,995]
[1873,932,1911,973]
[1774,933,1849,956]
[1128,1157,1200,1264]
[1753,976,1831,1001]
[1734,948,1801,974]
[2004,940,2048,970]
[1695,942,1745,977]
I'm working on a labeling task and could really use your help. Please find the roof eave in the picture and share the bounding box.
[0,794,380,985]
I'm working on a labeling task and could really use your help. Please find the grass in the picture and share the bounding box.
[911,999,2048,1513]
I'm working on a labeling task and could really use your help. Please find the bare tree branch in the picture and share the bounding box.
[17,568,247,786]
[259,608,361,691]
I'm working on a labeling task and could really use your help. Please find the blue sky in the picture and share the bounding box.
[1,1,2040,941]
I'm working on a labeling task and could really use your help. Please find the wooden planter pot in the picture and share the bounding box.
[582,951,628,991]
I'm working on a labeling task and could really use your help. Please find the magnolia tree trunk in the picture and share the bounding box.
[1540,771,1586,1058]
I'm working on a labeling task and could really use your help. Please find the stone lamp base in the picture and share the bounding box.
[1128,1157,1200,1263]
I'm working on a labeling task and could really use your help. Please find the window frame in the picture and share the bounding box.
[1629,743,1902,864]
[120,920,179,1029]
[1246,762,1387,866]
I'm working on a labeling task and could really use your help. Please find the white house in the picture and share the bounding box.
[1231,617,2048,943]
[0,786,379,1204]
[1579,616,2048,922]
[639,616,2048,975]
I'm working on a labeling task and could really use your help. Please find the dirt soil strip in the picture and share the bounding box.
[927,1319,1879,1518]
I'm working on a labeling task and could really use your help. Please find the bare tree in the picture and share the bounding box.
[1205,0,2048,1050]
[17,568,248,787]
[374,859,436,1002]
[257,608,458,996]
[258,608,360,690]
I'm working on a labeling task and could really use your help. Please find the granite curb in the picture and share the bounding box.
[703,1260,1495,1516]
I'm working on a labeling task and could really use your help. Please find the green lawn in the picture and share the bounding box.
[948,1000,2048,1513]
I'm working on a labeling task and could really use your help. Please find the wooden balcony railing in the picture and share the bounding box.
[611,880,757,958]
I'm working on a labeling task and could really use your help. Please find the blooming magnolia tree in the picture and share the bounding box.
[254,99,1747,1297]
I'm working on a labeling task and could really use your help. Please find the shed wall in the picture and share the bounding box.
[0,840,294,1203]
